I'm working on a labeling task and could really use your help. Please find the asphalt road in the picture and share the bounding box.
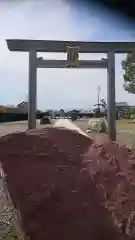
[0,120,44,136]
[0,119,87,136]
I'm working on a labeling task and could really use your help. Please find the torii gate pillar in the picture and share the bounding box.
[107,52,116,141]
[28,49,37,130]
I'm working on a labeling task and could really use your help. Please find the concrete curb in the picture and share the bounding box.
[54,119,92,139]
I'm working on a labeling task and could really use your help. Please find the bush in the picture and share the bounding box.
[88,118,107,133]
[40,116,51,125]
[124,107,135,119]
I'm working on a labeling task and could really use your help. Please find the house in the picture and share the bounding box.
[115,102,128,117]
[17,101,41,113]
[116,102,128,109]
[17,101,28,110]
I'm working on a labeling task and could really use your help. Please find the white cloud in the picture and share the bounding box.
[0,0,135,109]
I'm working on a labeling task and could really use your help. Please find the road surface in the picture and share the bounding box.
[0,120,45,136]
[0,119,88,137]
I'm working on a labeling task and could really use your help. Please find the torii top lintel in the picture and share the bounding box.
[6,39,135,53]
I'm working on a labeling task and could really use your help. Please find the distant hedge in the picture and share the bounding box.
[0,112,44,122]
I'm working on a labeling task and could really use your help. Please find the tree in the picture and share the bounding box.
[60,109,65,117]
[122,53,135,94]
[100,99,107,109]
[94,99,107,117]
[124,107,135,119]
[124,107,131,119]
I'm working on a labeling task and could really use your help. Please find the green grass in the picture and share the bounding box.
[116,119,135,132]
[116,119,135,147]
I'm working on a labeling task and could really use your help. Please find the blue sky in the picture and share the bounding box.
[0,0,135,110]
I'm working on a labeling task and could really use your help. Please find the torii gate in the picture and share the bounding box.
[6,39,135,141]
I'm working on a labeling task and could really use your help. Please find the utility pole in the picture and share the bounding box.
[94,86,101,118]
[25,94,28,102]
[97,86,101,108]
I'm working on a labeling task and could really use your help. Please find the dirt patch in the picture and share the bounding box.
[0,128,134,239]
[84,138,135,238]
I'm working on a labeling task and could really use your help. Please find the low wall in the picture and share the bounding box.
[54,119,91,138]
